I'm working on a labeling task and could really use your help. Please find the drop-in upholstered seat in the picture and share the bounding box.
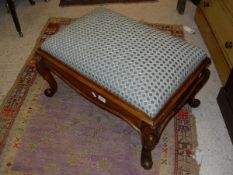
[36,8,211,170]
[40,8,207,118]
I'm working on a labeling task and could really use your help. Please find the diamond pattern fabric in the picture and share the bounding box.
[41,8,207,118]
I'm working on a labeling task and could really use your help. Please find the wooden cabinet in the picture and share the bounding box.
[195,0,233,84]
[196,0,233,143]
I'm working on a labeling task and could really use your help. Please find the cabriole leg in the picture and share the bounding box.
[188,68,210,108]
[36,59,57,97]
[140,122,160,170]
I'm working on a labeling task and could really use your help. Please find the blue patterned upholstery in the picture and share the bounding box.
[41,8,207,118]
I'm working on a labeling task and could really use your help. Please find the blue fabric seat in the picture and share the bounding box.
[41,8,207,118]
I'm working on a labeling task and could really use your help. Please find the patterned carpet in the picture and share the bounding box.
[0,18,199,175]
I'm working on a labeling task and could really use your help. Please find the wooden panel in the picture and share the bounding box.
[195,7,230,84]
[199,0,233,68]
[219,0,233,67]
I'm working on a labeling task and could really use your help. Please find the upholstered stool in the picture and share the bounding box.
[36,8,210,170]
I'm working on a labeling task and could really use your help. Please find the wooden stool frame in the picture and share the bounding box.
[36,48,211,170]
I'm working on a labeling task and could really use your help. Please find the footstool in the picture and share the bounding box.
[36,8,211,170]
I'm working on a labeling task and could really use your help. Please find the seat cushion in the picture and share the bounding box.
[41,7,207,118]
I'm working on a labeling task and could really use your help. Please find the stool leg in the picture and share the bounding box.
[36,59,57,97]
[188,68,210,108]
[140,122,160,170]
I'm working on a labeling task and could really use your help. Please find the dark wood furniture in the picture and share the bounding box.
[217,69,233,144]
[177,0,187,14]
[6,0,48,36]
[36,48,211,169]
[6,0,24,37]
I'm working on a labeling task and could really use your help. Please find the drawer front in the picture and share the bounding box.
[200,0,233,68]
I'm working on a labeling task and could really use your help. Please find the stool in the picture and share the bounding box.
[36,8,211,170]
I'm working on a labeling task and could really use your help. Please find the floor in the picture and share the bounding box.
[0,0,233,174]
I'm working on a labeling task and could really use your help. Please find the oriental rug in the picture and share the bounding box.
[0,17,199,175]
[59,0,158,7]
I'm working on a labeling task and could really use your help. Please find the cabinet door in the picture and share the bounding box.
[200,0,233,68]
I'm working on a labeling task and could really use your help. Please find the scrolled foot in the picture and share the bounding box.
[36,59,58,98]
[44,88,56,97]
[140,123,159,170]
[188,98,200,108]
[141,148,153,170]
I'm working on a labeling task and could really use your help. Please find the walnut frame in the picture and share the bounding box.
[36,48,211,170]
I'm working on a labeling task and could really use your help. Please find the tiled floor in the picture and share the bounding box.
[0,0,233,174]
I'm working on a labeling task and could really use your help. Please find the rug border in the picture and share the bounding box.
[0,18,53,153]
[174,107,200,175]
[0,18,50,110]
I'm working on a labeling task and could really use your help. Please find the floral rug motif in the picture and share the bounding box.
[0,17,199,175]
